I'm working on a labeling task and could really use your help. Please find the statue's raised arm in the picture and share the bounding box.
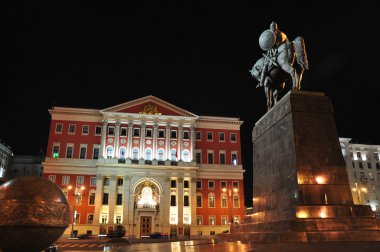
[250,21,309,110]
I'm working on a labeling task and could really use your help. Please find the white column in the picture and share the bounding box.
[122,176,132,225]
[127,122,134,159]
[100,120,108,158]
[140,123,146,159]
[190,126,195,162]
[190,177,197,226]
[177,177,184,227]
[164,176,171,226]
[93,174,103,225]
[108,175,117,224]
[165,124,171,160]
[114,121,120,158]
[153,123,158,159]
[177,125,183,161]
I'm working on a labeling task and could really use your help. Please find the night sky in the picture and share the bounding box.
[3,3,378,206]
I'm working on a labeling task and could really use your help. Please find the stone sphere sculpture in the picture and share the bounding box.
[113,225,126,238]
[0,176,70,252]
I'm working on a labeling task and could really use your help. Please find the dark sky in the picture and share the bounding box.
[3,3,379,206]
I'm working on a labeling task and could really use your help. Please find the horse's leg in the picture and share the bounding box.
[281,62,299,90]
[264,79,273,110]
[296,68,305,90]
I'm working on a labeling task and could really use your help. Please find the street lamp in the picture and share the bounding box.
[67,185,85,238]
[222,187,238,226]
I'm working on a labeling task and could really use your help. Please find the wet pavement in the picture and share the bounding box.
[109,239,380,252]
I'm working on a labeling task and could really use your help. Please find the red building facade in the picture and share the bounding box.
[43,95,245,238]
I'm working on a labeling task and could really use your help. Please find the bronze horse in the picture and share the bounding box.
[250,36,309,110]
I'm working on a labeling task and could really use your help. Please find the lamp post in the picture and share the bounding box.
[222,187,238,226]
[68,185,85,238]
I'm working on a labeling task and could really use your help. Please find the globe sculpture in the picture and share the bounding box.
[113,225,126,238]
[0,176,70,252]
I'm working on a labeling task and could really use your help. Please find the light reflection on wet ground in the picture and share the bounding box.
[110,239,380,252]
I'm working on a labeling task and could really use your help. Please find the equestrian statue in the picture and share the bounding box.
[250,22,309,110]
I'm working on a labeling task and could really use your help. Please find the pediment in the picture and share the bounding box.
[101,95,197,117]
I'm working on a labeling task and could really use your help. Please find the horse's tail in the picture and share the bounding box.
[293,36,309,70]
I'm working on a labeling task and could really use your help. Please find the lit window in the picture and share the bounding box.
[157,149,164,161]
[106,146,113,159]
[52,145,60,158]
[232,153,238,165]
[62,176,70,185]
[119,147,127,159]
[77,176,84,185]
[209,216,216,225]
[145,148,152,160]
[90,177,96,186]
[48,175,56,182]
[132,148,139,160]
[183,150,190,162]
[208,194,215,208]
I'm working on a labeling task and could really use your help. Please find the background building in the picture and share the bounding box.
[340,138,380,217]
[43,95,245,238]
[7,155,44,180]
[0,139,13,184]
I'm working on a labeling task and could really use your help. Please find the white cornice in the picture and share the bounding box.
[101,111,198,124]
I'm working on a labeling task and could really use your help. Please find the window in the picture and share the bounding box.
[120,127,127,136]
[158,149,164,161]
[207,152,214,164]
[368,163,372,169]
[195,131,201,140]
[233,216,240,225]
[101,214,108,224]
[52,145,60,158]
[183,150,190,162]
[376,163,380,170]
[221,216,228,225]
[356,152,362,159]
[66,145,73,158]
[117,178,123,186]
[208,194,215,208]
[207,132,213,141]
[219,132,225,142]
[87,214,94,224]
[196,180,202,189]
[221,195,227,208]
[82,125,89,135]
[132,148,139,160]
[171,149,177,161]
[208,181,214,190]
[170,195,176,206]
[77,176,84,185]
[171,130,177,139]
[196,152,201,164]
[230,133,237,142]
[146,128,152,137]
[184,180,189,188]
[62,176,70,185]
[145,148,152,160]
[55,123,63,134]
[90,177,96,186]
[359,162,363,169]
[117,194,123,205]
[209,216,215,225]
[158,129,165,138]
[374,153,379,161]
[232,152,238,165]
[220,181,227,189]
[68,124,76,134]
[352,162,355,168]
[196,194,202,207]
[233,195,239,208]
[104,177,110,186]
[133,128,140,137]
[219,152,226,164]
[48,175,56,183]
[107,126,114,136]
[95,126,102,135]
[353,172,357,178]
[183,131,189,139]
[80,146,87,159]
[89,193,95,205]
[171,180,177,188]
[106,146,113,159]
[369,172,374,180]
[196,216,202,225]
[93,146,100,159]
[119,147,127,159]
[116,216,122,224]
[102,193,109,205]
[232,181,239,189]
[184,195,189,206]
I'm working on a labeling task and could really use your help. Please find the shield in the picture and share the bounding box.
[259,29,276,51]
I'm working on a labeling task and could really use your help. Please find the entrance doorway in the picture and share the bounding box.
[140,216,152,237]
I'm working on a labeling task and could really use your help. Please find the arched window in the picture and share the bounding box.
[157,149,165,161]
[119,147,127,159]
[145,148,152,161]
[106,146,113,159]
[182,149,190,162]
[221,193,227,208]
[132,148,139,160]
[171,149,177,161]
[208,193,215,208]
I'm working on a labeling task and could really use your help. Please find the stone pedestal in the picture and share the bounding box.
[222,91,380,242]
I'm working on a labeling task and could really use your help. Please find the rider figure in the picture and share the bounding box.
[268,21,289,60]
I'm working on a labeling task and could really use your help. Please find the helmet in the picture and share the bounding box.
[270,21,278,31]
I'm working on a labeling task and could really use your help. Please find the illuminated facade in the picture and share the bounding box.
[0,139,13,184]
[340,138,380,216]
[43,95,245,238]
